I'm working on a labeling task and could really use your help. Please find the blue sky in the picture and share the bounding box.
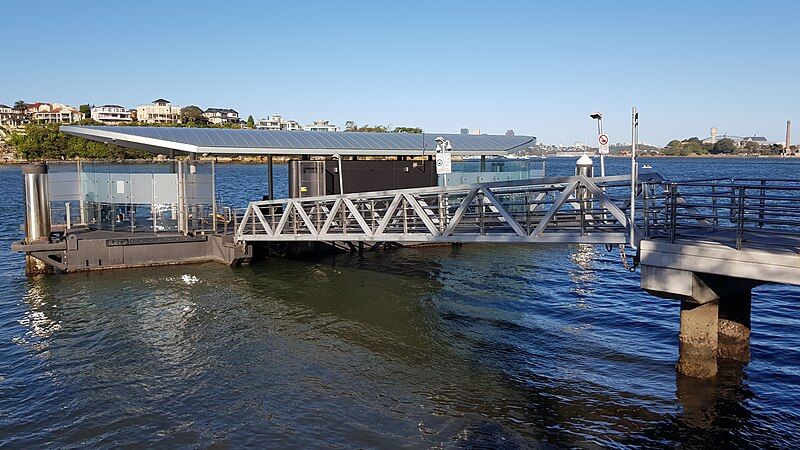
[2,1,798,145]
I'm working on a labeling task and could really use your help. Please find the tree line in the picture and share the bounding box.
[662,137,785,156]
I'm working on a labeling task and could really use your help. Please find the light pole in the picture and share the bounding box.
[332,153,344,194]
[590,111,606,177]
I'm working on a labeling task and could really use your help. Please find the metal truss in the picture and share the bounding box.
[236,174,643,245]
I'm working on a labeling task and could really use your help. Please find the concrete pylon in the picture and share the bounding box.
[718,291,751,362]
[677,300,719,378]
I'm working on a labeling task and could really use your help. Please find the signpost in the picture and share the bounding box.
[435,152,452,175]
[597,133,609,177]
[435,137,452,186]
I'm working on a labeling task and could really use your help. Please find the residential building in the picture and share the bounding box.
[0,104,26,128]
[255,114,302,131]
[26,102,83,124]
[304,120,339,132]
[91,104,132,124]
[203,108,239,125]
[136,99,181,124]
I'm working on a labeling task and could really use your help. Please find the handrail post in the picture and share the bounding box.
[438,194,445,235]
[642,182,649,238]
[478,192,485,235]
[737,186,746,250]
[669,184,677,243]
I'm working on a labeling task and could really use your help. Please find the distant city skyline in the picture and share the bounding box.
[2,1,797,146]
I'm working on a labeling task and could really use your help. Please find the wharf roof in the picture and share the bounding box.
[59,126,536,156]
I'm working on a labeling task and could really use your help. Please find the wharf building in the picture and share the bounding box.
[90,105,133,124]
[136,99,181,124]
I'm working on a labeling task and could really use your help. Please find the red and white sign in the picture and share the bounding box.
[598,134,610,155]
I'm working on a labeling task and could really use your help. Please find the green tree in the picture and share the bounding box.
[246,115,255,129]
[13,100,26,114]
[711,138,737,154]
[348,124,389,132]
[394,126,423,133]
[667,139,681,148]
[180,105,208,124]
[79,104,91,119]
[9,123,149,160]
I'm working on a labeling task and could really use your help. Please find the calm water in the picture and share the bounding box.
[1,158,798,448]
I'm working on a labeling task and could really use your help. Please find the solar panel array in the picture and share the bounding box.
[62,126,536,153]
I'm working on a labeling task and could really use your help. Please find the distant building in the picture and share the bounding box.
[255,114,301,131]
[304,120,339,132]
[203,108,239,125]
[506,129,515,136]
[0,104,25,128]
[702,134,743,145]
[26,102,83,124]
[469,129,481,135]
[740,136,770,146]
[91,105,132,124]
[460,128,469,135]
[136,99,181,124]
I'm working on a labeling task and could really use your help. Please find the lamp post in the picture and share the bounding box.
[332,153,344,194]
[590,111,605,177]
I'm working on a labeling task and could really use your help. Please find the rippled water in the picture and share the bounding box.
[1,158,798,448]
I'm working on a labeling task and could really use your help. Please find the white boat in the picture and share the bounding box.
[642,164,653,169]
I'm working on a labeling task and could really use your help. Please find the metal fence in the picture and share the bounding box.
[640,178,800,250]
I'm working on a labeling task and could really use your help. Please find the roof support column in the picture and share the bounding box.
[268,155,274,201]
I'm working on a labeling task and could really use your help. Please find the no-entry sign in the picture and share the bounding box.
[436,152,452,174]
[598,134,610,155]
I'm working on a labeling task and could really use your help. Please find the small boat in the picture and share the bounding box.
[642,164,653,169]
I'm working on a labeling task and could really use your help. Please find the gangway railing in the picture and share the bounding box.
[235,174,656,245]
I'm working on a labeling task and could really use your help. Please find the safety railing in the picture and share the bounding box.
[640,178,800,250]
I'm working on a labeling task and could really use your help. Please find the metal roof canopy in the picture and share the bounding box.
[60,126,536,157]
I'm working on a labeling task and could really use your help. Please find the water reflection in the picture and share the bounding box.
[569,243,596,305]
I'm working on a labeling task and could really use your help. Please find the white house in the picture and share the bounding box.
[0,104,26,128]
[304,120,339,132]
[91,105,132,124]
[203,108,239,125]
[255,114,301,131]
[136,99,181,124]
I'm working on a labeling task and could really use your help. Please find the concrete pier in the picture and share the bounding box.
[718,291,751,362]
[677,300,719,378]
[639,240,781,377]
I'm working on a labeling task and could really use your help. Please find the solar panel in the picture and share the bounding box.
[60,126,536,155]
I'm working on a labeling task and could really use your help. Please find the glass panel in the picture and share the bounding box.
[153,174,178,204]
[130,173,155,204]
[48,172,81,201]
[110,173,131,203]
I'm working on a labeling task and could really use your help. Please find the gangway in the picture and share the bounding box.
[235,174,651,245]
